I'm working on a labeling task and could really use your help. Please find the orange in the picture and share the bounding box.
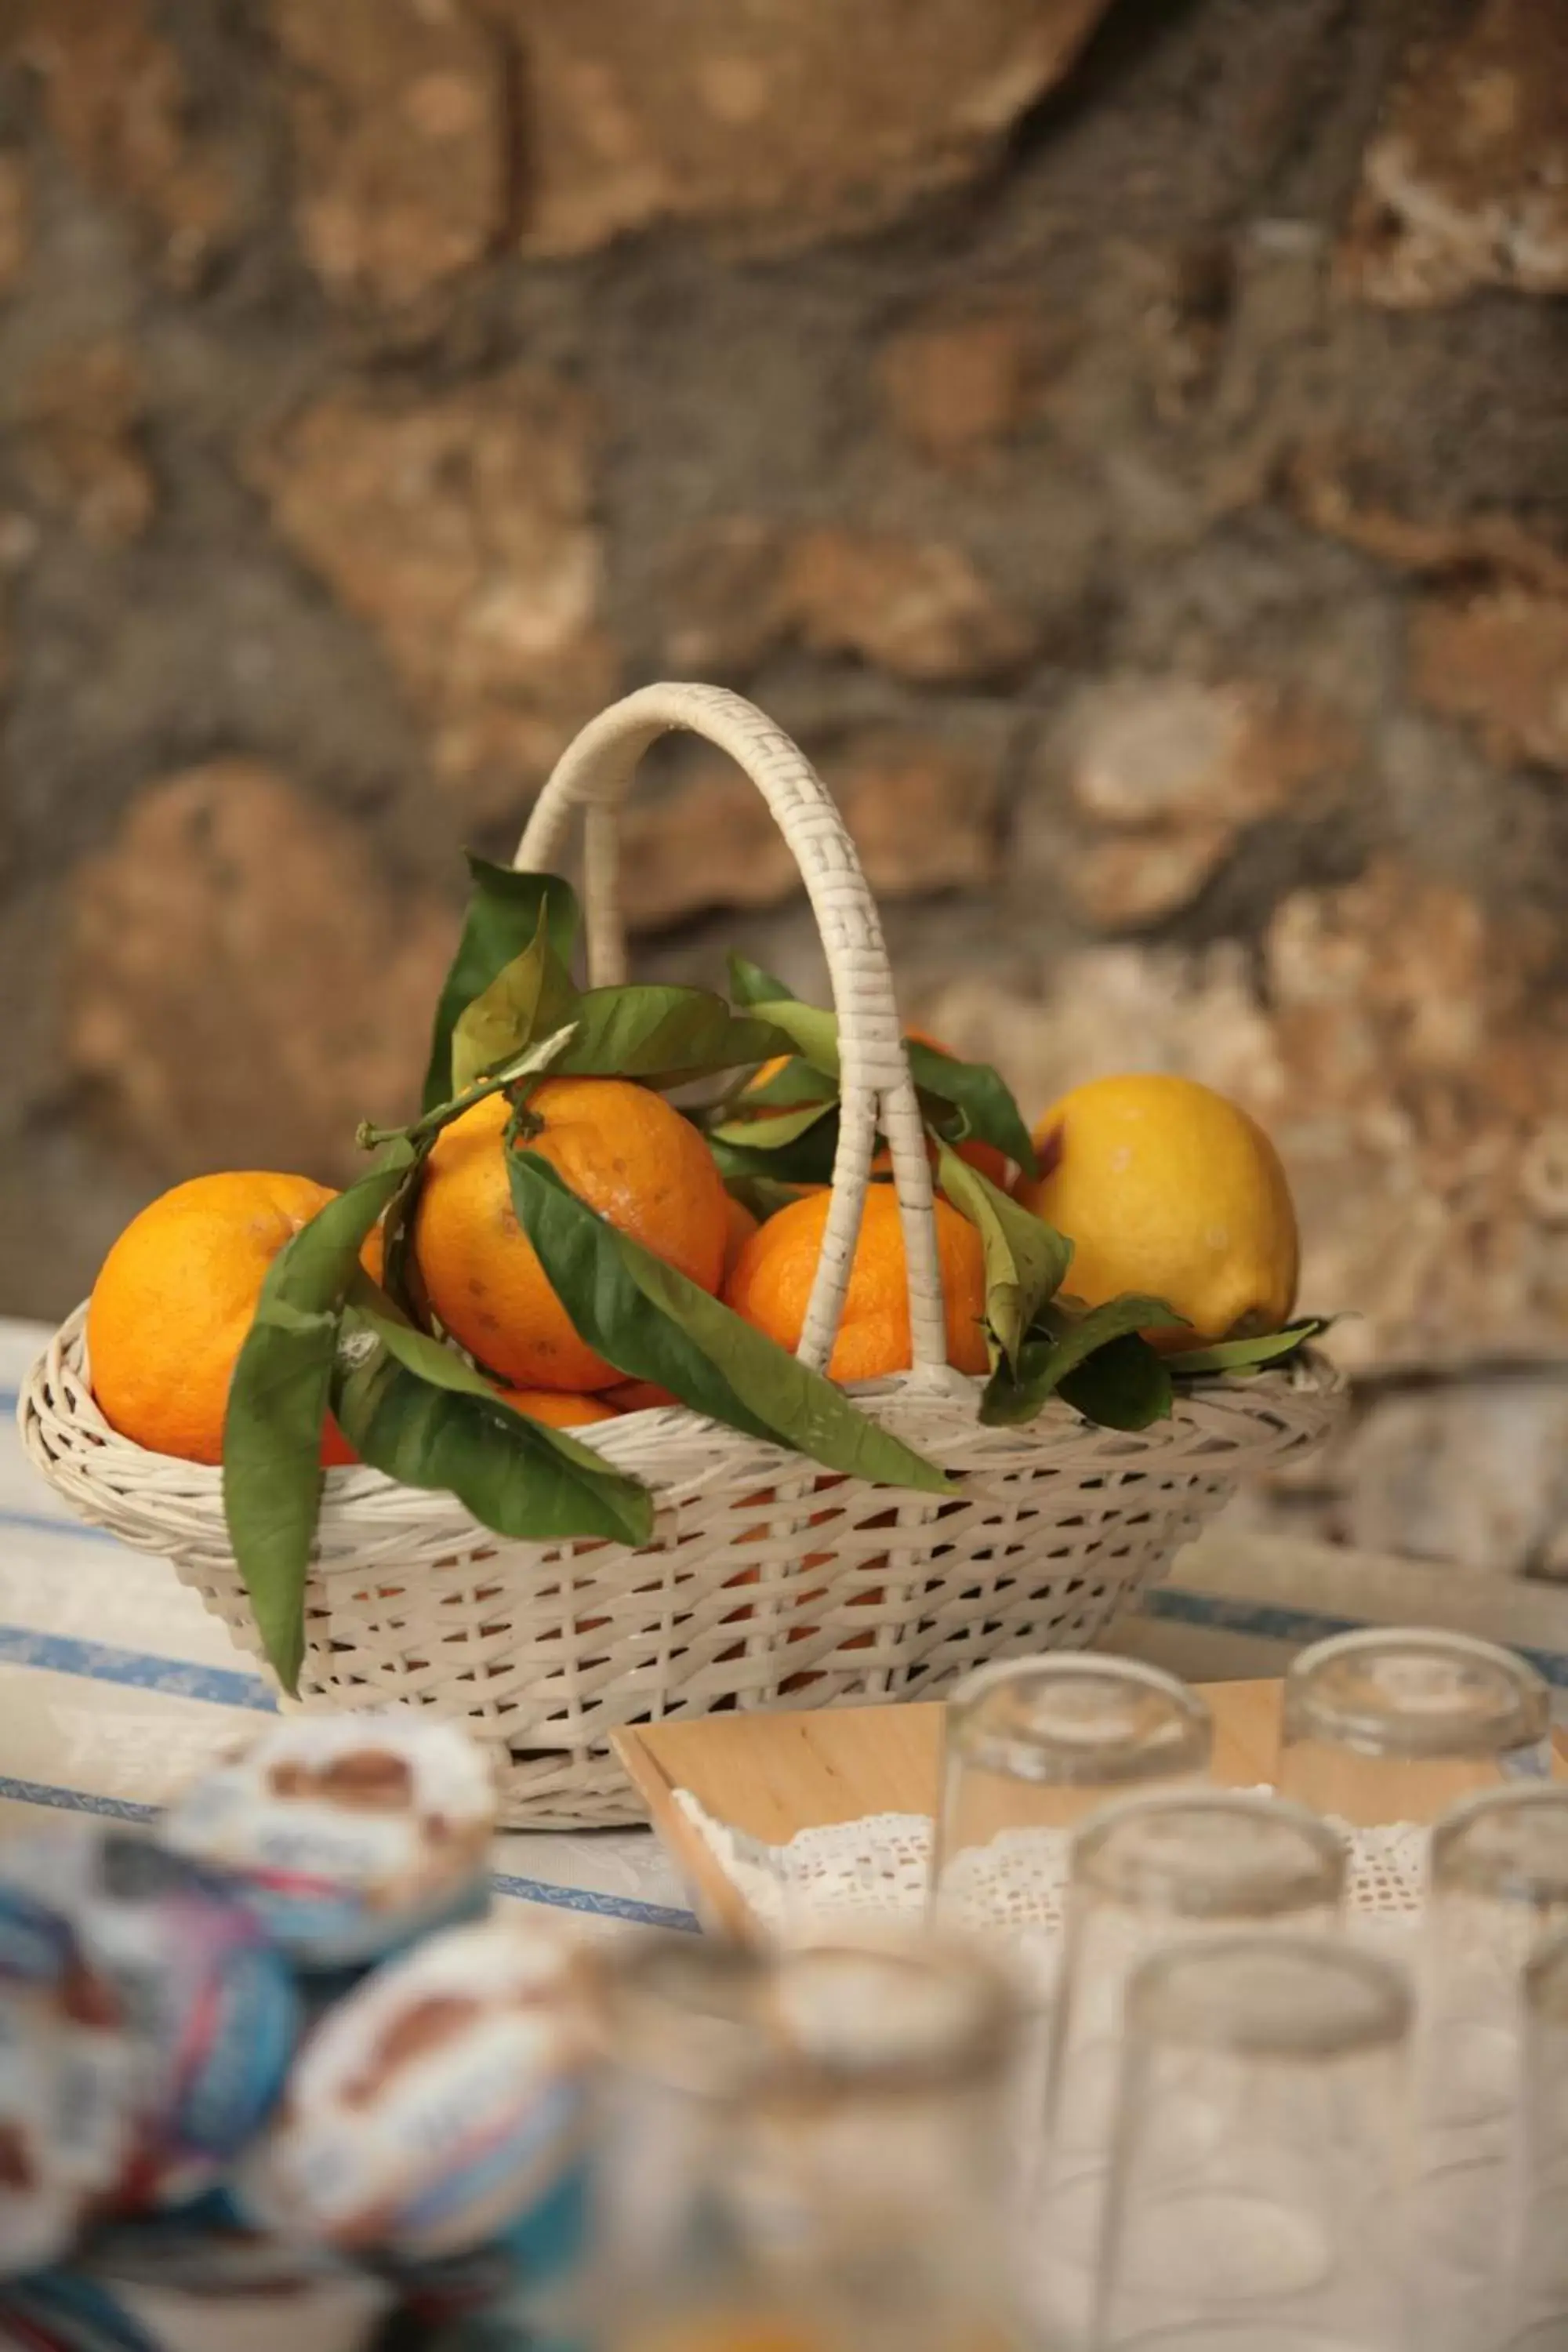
[88,1171,349,1467]
[415,1077,728,1392]
[724,1181,989,1381]
[494,1385,619,1428]
[603,1379,681,1414]
[1015,1074,1299,1350]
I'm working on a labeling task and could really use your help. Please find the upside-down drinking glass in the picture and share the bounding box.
[592,1930,1030,2352]
[932,1657,1214,1943]
[1029,1789,1347,2347]
[1094,1932,1415,2352]
[930,1655,1215,2227]
[1410,1788,1568,2352]
[1506,1929,1568,2348]
[1276,1628,1552,1828]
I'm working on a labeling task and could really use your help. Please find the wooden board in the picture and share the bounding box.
[614,1684,1568,1937]
[614,1681,1284,1937]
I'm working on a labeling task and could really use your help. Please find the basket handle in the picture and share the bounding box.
[514,683,952,1379]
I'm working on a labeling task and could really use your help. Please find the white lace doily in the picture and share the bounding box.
[673,1791,1428,1946]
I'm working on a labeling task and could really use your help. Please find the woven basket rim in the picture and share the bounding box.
[24,1301,1345,1527]
[23,1308,1345,1828]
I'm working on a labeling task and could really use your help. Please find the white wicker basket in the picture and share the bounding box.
[19,685,1343,1828]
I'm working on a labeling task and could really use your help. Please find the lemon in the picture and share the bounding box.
[1014,1074,1299,1352]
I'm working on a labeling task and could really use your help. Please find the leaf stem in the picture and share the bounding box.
[357,1022,580,1152]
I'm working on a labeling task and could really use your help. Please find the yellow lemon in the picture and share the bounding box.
[1014,1073,1299,1352]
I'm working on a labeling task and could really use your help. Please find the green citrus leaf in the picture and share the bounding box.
[1058,1333,1174,1431]
[935,1145,1072,1373]
[709,1112,841,1188]
[905,1040,1037,1181]
[978,1292,1181,1426]
[332,1287,653,1547]
[423,861,579,1112]
[1044,1292,1187,1357]
[505,1149,953,1495]
[223,1298,335,1697]
[978,1335,1054,1428]
[343,1270,508,1399]
[729,1057,835,1112]
[280,1147,420,1315]
[554,988,793,1088]
[223,1145,416,1693]
[728,971,1033,1181]
[746,999,842,1083]
[710,1098,838,1153]
[450,901,579,1097]
[728,951,797,1008]
[1165,1319,1331,1377]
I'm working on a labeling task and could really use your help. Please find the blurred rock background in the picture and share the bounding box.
[1,0,1566,1577]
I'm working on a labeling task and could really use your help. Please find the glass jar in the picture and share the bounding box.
[589,1933,1026,2352]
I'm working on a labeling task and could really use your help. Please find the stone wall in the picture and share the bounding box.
[2,0,1566,1574]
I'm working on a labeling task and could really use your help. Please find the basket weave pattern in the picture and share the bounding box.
[23,1314,1337,1828]
[19,687,1343,1828]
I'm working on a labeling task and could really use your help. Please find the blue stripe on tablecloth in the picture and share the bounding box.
[0,1773,698,1930]
[1142,1585,1568,1689]
[0,1507,124,1548]
[0,1623,277,1709]
[488,1871,696,1929]
[0,1774,159,1824]
[1,1389,21,1417]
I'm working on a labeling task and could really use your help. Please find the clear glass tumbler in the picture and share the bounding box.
[932,1657,1214,1941]
[1410,1788,1568,2352]
[931,1657,1214,2226]
[591,1929,1030,2352]
[1094,1932,1415,2352]
[1029,1790,1346,2347]
[750,1936,1028,2352]
[1508,1929,1568,2347]
[1277,1628,1551,1827]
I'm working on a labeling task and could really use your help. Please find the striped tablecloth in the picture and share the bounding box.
[6,1316,1567,1936]
[0,1319,693,1937]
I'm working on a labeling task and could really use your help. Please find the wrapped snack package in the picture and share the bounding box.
[0,2258,393,2352]
[3,1826,300,2208]
[0,1714,509,2340]
[0,1878,135,2276]
[34,2173,392,2350]
[159,1715,496,1972]
[244,1915,595,2303]
[0,2266,167,2350]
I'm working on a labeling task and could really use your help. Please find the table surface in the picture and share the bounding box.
[6,1313,1568,1940]
[612,1683,1287,1937]
[615,1684,1568,1936]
